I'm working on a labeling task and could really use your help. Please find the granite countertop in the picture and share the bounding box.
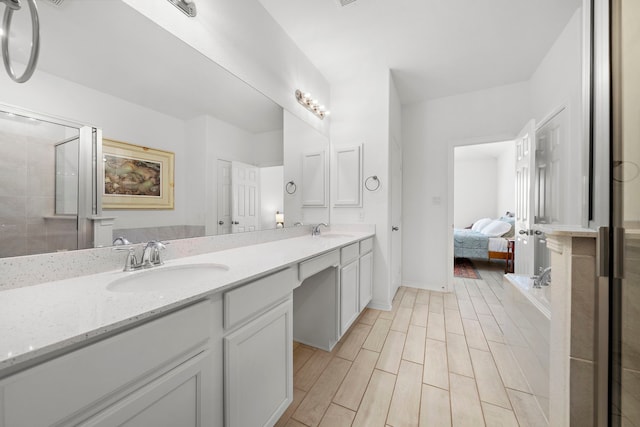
[0,231,374,375]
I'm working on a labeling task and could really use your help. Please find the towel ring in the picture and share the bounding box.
[1,0,40,83]
[285,180,297,194]
[364,175,380,191]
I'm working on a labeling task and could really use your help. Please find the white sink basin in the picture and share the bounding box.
[316,233,354,239]
[107,263,229,293]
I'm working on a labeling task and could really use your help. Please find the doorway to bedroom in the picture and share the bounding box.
[452,140,516,280]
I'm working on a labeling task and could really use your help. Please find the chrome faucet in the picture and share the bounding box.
[113,247,139,272]
[140,241,167,268]
[312,223,328,236]
[112,236,131,246]
[532,266,552,288]
[113,240,168,271]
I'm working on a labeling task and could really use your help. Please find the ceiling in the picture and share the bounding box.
[257,0,582,104]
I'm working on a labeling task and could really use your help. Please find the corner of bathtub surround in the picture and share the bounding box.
[544,232,599,427]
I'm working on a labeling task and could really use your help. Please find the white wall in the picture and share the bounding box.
[453,157,498,228]
[260,166,284,230]
[123,0,330,137]
[253,130,284,167]
[402,82,531,291]
[453,141,515,229]
[529,8,584,225]
[330,65,392,309]
[496,144,516,216]
[283,110,330,227]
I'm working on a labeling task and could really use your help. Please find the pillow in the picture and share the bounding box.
[471,217,492,232]
[480,220,512,237]
[499,216,515,225]
[498,216,516,237]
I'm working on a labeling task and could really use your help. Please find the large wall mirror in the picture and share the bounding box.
[0,0,329,258]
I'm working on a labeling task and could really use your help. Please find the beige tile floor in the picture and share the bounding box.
[276,260,548,427]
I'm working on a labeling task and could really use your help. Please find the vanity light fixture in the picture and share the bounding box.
[167,0,197,17]
[295,89,330,120]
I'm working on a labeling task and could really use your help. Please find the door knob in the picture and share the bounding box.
[232,221,240,225]
[218,220,224,225]
[519,229,527,235]
[392,226,399,231]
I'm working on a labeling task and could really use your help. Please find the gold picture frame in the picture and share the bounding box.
[102,139,174,209]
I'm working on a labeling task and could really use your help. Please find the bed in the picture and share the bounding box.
[454,215,515,264]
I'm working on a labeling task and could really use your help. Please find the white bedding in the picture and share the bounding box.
[488,237,509,253]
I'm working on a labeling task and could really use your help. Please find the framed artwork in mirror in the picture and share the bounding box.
[102,139,174,209]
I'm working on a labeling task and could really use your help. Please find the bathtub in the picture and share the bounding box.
[503,274,551,422]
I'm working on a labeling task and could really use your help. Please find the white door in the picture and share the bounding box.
[514,120,536,275]
[217,160,232,235]
[390,137,403,296]
[231,161,259,233]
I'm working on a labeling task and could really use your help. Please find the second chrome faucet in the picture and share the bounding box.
[114,241,168,271]
[312,223,328,236]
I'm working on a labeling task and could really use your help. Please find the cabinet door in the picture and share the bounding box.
[340,260,360,336]
[82,349,217,427]
[359,251,373,311]
[224,299,293,427]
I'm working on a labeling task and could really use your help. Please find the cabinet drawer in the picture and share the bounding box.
[341,243,359,264]
[224,268,294,330]
[1,300,212,427]
[360,237,373,254]
[298,250,340,282]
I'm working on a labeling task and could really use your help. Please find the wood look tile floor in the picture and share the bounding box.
[276,261,548,427]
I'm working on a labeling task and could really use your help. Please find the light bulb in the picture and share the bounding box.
[303,92,311,99]
[324,111,331,116]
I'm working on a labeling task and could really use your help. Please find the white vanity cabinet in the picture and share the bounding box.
[223,267,294,427]
[359,238,374,310]
[0,299,222,427]
[340,243,360,335]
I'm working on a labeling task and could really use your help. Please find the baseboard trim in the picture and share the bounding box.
[402,279,448,292]
[367,301,392,311]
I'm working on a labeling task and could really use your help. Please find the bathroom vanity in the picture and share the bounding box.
[0,230,374,427]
